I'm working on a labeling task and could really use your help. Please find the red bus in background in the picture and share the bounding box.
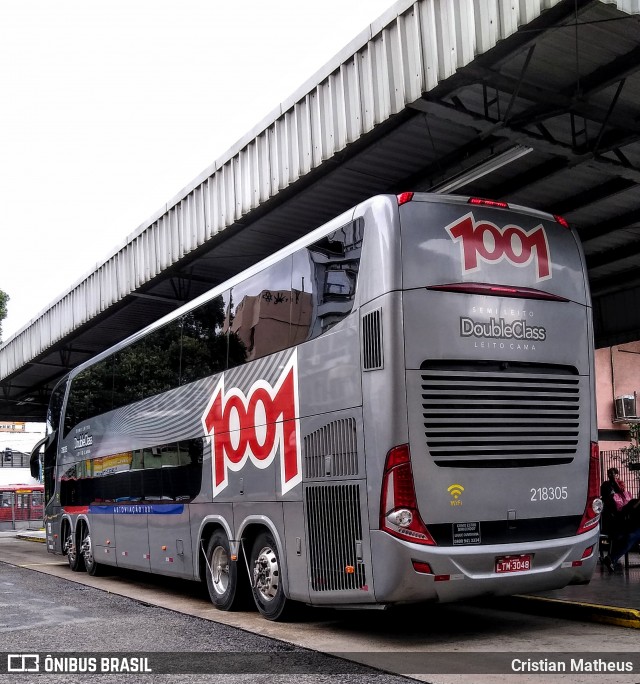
[0,484,44,527]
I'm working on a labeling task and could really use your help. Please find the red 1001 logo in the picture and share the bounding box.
[445,213,552,281]
[201,352,302,497]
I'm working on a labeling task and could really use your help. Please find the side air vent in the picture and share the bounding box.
[304,418,358,478]
[362,309,383,370]
[421,361,580,468]
[306,483,366,592]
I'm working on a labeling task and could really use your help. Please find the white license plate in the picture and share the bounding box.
[495,554,532,574]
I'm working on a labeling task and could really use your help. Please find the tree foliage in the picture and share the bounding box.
[0,289,8,342]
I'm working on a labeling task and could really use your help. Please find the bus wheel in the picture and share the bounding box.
[205,530,246,611]
[250,531,294,621]
[65,525,85,572]
[81,528,103,577]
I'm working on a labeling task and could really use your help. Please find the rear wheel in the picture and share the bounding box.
[205,530,247,611]
[81,526,104,577]
[250,531,296,621]
[65,524,85,572]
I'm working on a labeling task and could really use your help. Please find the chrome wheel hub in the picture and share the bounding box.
[65,533,75,561]
[211,546,230,596]
[253,546,279,602]
[81,534,94,566]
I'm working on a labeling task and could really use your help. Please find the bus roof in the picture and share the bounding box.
[0,484,44,492]
[62,192,570,384]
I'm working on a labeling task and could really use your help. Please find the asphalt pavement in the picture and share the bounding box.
[3,527,640,630]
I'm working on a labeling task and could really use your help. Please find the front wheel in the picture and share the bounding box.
[250,531,296,621]
[205,530,247,611]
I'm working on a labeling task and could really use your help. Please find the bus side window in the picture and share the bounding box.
[47,380,65,435]
[227,257,293,368]
[324,268,357,299]
[291,219,363,342]
[64,359,113,436]
[112,321,181,406]
[291,250,314,345]
[64,320,182,437]
[180,292,230,385]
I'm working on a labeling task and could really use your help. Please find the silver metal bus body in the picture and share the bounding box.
[34,192,600,620]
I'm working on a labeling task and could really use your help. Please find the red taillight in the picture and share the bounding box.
[380,445,435,545]
[554,214,569,228]
[397,192,414,206]
[485,285,518,294]
[468,197,509,209]
[412,560,433,574]
[581,545,595,559]
[577,442,603,535]
[427,282,569,302]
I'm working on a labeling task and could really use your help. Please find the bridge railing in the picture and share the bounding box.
[0,450,30,468]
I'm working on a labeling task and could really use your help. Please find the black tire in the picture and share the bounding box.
[65,524,85,572]
[81,527,104,577]
[205,530,247,611]
[249,531,296,621]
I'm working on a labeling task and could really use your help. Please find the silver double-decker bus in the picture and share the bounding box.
[32,192,601,620]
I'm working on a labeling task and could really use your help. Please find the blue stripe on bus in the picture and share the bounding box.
[89,504,184,515]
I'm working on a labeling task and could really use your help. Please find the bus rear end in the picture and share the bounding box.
[371,192,600,604]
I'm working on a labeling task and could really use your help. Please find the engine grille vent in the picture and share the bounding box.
[362,308,383,370]
[421,362,580,467]
[306,483,366,592]
[304,418,358,478]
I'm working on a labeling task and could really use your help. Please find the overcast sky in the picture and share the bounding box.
[0,0,395,342]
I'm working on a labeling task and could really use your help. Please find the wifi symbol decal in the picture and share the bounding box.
[447,484,464,500]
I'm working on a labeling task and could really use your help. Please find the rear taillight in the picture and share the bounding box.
[397,192,414,206]
[576,442,603,535]
[412,560,433,574]
[468,197,509,209]
[427,282,569,302]
[380,444,435,545]
[581,545,595,559]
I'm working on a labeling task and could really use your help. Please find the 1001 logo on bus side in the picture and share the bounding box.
[201,352,302,497]
[446,213,552,281]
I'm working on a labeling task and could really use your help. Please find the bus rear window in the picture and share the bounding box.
[399,202,587,304]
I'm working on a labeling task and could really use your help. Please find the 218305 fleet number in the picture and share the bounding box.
[530,486,568,501]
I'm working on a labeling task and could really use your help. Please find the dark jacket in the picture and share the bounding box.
[600,479,622,536]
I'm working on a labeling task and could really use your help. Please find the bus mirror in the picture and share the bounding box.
[30,434,48,480]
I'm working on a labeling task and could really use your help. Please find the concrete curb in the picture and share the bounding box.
[15,531,46,544]
[510,595,640,629]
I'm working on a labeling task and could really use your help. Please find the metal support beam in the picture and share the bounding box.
[491,157,569,198]
[587,239,640,271]
[128,292,186,305]
[409,99,640,184]
[579,207,640,244]
[546,177,637,215]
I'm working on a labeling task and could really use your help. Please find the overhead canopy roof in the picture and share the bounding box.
[2,0,640,421]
